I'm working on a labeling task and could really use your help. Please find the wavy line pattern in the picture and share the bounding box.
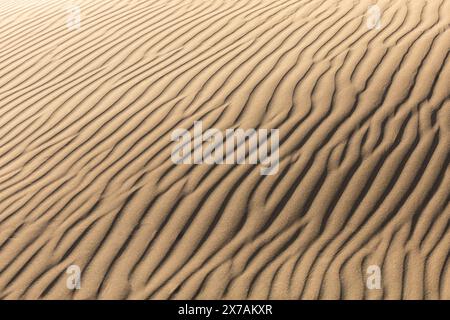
[0,0,449,299]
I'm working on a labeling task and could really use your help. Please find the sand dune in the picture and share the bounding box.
[0,0,449,299]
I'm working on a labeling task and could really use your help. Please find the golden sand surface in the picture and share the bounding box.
[0,0,448,299]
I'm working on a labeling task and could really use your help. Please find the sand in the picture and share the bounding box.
[0,0,448,300]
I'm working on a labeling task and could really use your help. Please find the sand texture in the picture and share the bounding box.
[0,0,449,299]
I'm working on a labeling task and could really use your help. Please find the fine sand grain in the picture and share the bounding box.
[0,0,449,299]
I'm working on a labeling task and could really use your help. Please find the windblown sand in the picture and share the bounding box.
[0,0,449,300]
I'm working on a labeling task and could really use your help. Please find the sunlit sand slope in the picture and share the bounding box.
[0,0,449,299]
